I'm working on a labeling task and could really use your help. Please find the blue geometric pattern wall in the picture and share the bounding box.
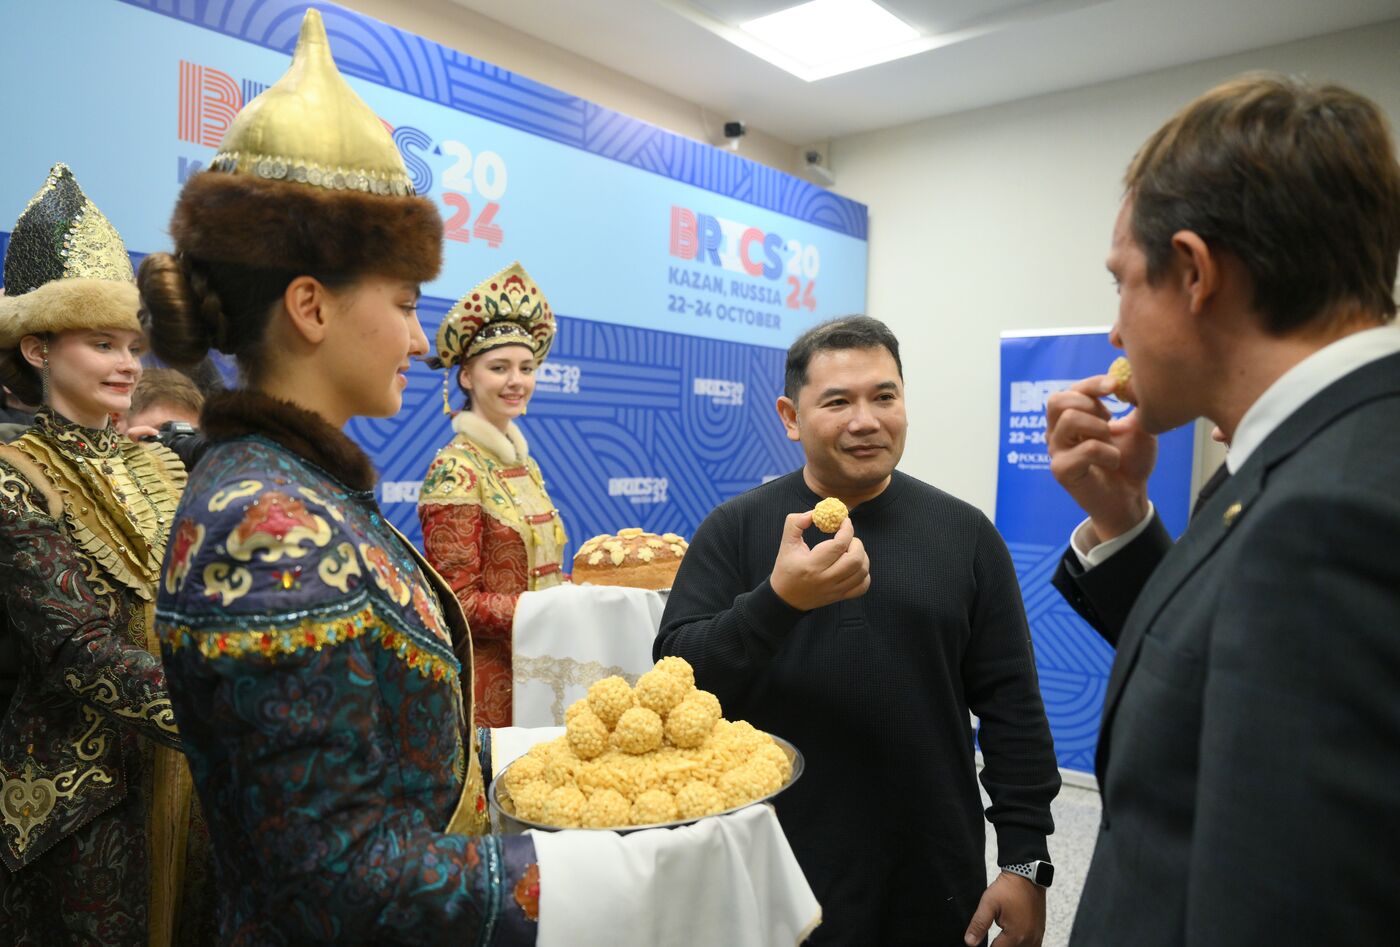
[995,330,1194,773]
[353,295,805,561]
[118,0,867,239]
[1007,541,1114,773]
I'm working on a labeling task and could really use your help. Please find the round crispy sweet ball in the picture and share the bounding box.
[564,698,591,723]
[635,667,689,716]
[540,740,581,788]
[541,785,587,828]
[653,655,696,690]
[504,753,545,794]
[512,780,550,822]
[582,788,632,828]
[753,741,793,781]
[812,497,848,533]
[664,696,720,749]
[687,689,721,719]
[712,718,767,755]
[717,757,784,809]
[631,788,679,825]
[587,676,636,728]
[1108,356,1136,404]
[675,780,727,819]
[566,708,610,760]
[612,706,664,755]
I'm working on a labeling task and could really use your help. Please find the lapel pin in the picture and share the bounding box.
[1223,501,1243,527]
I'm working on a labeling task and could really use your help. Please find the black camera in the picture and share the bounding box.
[140,421,207,471]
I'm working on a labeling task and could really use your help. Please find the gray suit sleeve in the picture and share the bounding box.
[1051,514,1173,647]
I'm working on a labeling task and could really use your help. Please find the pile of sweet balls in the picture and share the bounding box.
[501,657,792,828]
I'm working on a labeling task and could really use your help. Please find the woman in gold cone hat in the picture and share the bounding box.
[139,10,541,942]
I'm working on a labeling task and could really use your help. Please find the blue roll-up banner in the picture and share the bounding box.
[0,0,869,556]
[996,328,1193,773]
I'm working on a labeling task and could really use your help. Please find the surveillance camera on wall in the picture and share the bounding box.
[723,120,747,140]
[803,149,835,188]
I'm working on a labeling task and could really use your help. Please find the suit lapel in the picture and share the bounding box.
[1095,351,1400,781]
[1094,469,1261,775]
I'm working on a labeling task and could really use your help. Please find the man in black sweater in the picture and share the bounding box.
[655,317,1060,946]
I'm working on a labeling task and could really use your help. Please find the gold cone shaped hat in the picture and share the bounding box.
[209,8,414,196]
[167,7,442,282]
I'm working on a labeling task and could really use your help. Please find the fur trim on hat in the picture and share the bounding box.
[201,388,378,491]
[0,279,141,348]
[451,408,528,464]
[171,172,442,283]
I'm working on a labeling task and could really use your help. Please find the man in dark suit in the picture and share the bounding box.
[1044,74,1400,944]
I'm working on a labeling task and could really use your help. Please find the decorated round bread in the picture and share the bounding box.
[573,528,688,590]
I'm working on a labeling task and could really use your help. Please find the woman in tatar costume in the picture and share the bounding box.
[0,164,211,945]
[138,11,539,943]
[419,262,567,726]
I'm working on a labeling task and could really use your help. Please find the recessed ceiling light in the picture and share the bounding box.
[739,0,920,72]
[665,0,1107,83]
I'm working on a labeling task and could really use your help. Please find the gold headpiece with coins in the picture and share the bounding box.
[167,8,441,282]
[0,163,140,348]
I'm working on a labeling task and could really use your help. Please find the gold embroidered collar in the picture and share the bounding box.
[33,407,120,459]
[10,410,185,601]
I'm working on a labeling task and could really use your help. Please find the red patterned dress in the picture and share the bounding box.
[418,411,567,726]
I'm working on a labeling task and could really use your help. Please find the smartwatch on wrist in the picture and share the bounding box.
[1000,860,1054,888]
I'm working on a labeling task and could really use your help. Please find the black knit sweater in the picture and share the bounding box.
[655,469,1060,944]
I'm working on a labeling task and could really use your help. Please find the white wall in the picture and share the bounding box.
[337,0,802,175]
[832,19,1400,517]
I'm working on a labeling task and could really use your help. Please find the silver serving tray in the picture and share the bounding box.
[489,734,804,834]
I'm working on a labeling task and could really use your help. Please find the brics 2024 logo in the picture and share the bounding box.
[670,205,821,313]
[177,59,510,249]
[536,362,582,395]
[693,378,744,406]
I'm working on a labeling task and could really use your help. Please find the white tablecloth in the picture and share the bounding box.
[490,726,821,947]
[512,584,668,726]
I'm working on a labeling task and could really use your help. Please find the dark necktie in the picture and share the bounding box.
[1189,462,1231,522]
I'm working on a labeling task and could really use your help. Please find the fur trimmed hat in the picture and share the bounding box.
[167,9,441,283]
[0,280,141,349]
[0,163,141,346]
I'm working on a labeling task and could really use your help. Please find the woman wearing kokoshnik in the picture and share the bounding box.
[0,164,212,944]
[419,262,568,727]
[138,10,540,943]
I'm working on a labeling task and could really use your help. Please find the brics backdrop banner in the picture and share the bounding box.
[996,329,1193,773]
[0,0,869,554]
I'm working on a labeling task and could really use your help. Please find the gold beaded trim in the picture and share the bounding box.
[161,604,458,682]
